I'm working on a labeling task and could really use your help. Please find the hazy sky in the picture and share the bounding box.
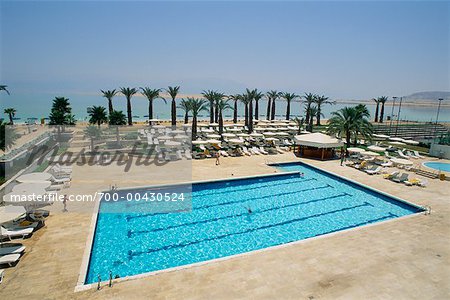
[1,0,449,99]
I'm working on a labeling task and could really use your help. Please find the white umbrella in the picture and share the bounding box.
[227,128,242,132]
[158,135,173,140]
[362,151,380,157]
[404,139,420,145]
[347,147,366,153]
[250,133,264,137]
[253,127,266,131]
[287,126,298,131]
[152,125,165,129]
[263,132,277,136]
[182,123,192,128]
[373,134,390,139]
[276,132,290,136]
[0,206,26,223]
[197,123,208,127]
[206,139,221,144]
[265,127,278,131]
[389,137,404,142]
[228,138,244,144]
[149,118,160,122]
[278,127,289,131]
[12,182,51,193]
[209,123,219,127]
[300,130,311,134]
[265,137,279,141]
[223,124,235,127]
[173,134,189,140]
[171,130,185,135]
[192,140,207,145]
[222,133,236,138]
[16,172,52,183]
[391,158,413,166]
[202,128,215,133]
[389,141,406,145]
[206,134,221,139]
[367,145,386,152]
[236,133,249,137]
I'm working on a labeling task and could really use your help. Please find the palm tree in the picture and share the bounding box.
[49,97,75,135]
[240,93,251,128]
[327,105,373,155]
[216,98,232,134]
[202,90,216,123]
[378,96,389,123]
[304,93,317,125]
[266,90,281,120]
[306,106,320,131]
[187,97,209,140]
[373,98,380,122]
[87,106,108,128]
[167,86,180,127]
[101,89,118,115]
[4,108,16,125]
[282,92,299,120]
[228,94,241,123]
[268,90,282,120]
[178,99,191,124]
[214,92,226,123]
[314,95,334,125]
[293,117,305,134]
[0,85,10,95]
[140,87,165,122]
[120,87,138,126]
[0,120,18,151]
[252,89,264,120]
[84,125,102,153]
[109,110,127,142]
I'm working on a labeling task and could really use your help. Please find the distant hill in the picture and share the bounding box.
[403,91,450,101]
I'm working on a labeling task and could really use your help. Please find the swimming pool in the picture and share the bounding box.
[423,161,450,172]
[84,162,423,284]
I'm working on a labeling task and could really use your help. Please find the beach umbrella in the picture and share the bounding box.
[173,134,189,140]
[192,140,207,145]
[0,206,26,223]
[202,128,215,133]
[389,141,406,145]
[206,139,221,144]
[16,172,52,183]
[276,132,290,136]
[182,124,192,128]
[265,127,278,131]
[265,137,279,141]
[263,132,277,136]
[12,182,51,193]
[222,133,236,138]
[391,158,413,166]
[206,134,221,139]
[149,118,160,122]
[165,141,182,147]
[250,133,264,137]
[389,137,404,142]
[347,147,366,153]
[209,123,219,127]
[152,125,165,129]
[373,134,390,139]
[227,128,242,132]
[253,127,265,131]
[367,145,386,152]
[171,129,185,135]
[287,126,297,131]
[300,130,311,134]
[223,124,235,127]
[362,151,380,157]
[404,140,420,145]
[236,133,249,137]
[197,123,208,127]
[228,138,244,144]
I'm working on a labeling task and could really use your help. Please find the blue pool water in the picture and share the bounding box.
[423,162,450,172]
[85,162,422,284]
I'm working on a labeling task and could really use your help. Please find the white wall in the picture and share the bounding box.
[429,144,450,159]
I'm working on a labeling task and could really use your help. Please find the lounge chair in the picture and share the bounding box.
[381,161,393,167]
[219,150,229,157]
[417,179,428,187]
[406,151,419,159]
[397,150,410,159]
[0,226,34,240]
[0,269,3,283]
[0,245,26,256]
[0,254,21,267]
[275,146,285,154]
[2,221,39,230]
[393,173,409,183]
[250,147,261,155]
[413,150,424,159]
[366,166,383,175]
[383,171,399,179]
[259,147,269,155]
[284,139,292,146]
[242,147,252,156]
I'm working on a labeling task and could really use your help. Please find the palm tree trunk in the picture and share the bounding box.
[271,100,276,120]
[108,99,114,116]
[305,104,310,125]
[286,101,290,120]
[171,99,176,127]
[184,112,188,124]
[379,103,385,123]
[214,103,219,123]
[374,102,379,122]
[90,139,94,152]
[192,116,197,140]
[345,131,350,156]
[8,113,13,125]
[218,111,224,134]
[248,100,253,133]
[209,101,214,123]
[116,127,120,142]
[233,100,238,123]
[266,98,271,120]
[127,97,132,126]
[148,100,153,121]
[244,104,248,128]
[316,107,321,126]
[255,100,259,120]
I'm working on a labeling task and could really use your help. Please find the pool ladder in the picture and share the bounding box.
[424,205,432,215]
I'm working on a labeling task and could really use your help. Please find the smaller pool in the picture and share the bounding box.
[423,162,450,172]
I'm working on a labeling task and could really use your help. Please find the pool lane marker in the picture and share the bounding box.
[127,192,349,237]
[128,201,372,258]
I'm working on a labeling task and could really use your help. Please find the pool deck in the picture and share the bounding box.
[1,153,449,299]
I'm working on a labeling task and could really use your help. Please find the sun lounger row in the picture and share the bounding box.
[383,171,427,187]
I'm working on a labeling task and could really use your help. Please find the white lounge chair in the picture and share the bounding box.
[0,227,34,240]
[219,150,229,157]
[0,245,26,256]
[259,147,269,155]
[0,269,4,283]
[251,147,262,155]
[397,150,410,159]
[384,151,393,159]
[381,161,393,167]
[284,139,292,146]
[406,151,419,159]
[414,150,424,159]
[275,146,285,154]
[0,254,21,267]
[241,147,252,156]
[366,166,383,175]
